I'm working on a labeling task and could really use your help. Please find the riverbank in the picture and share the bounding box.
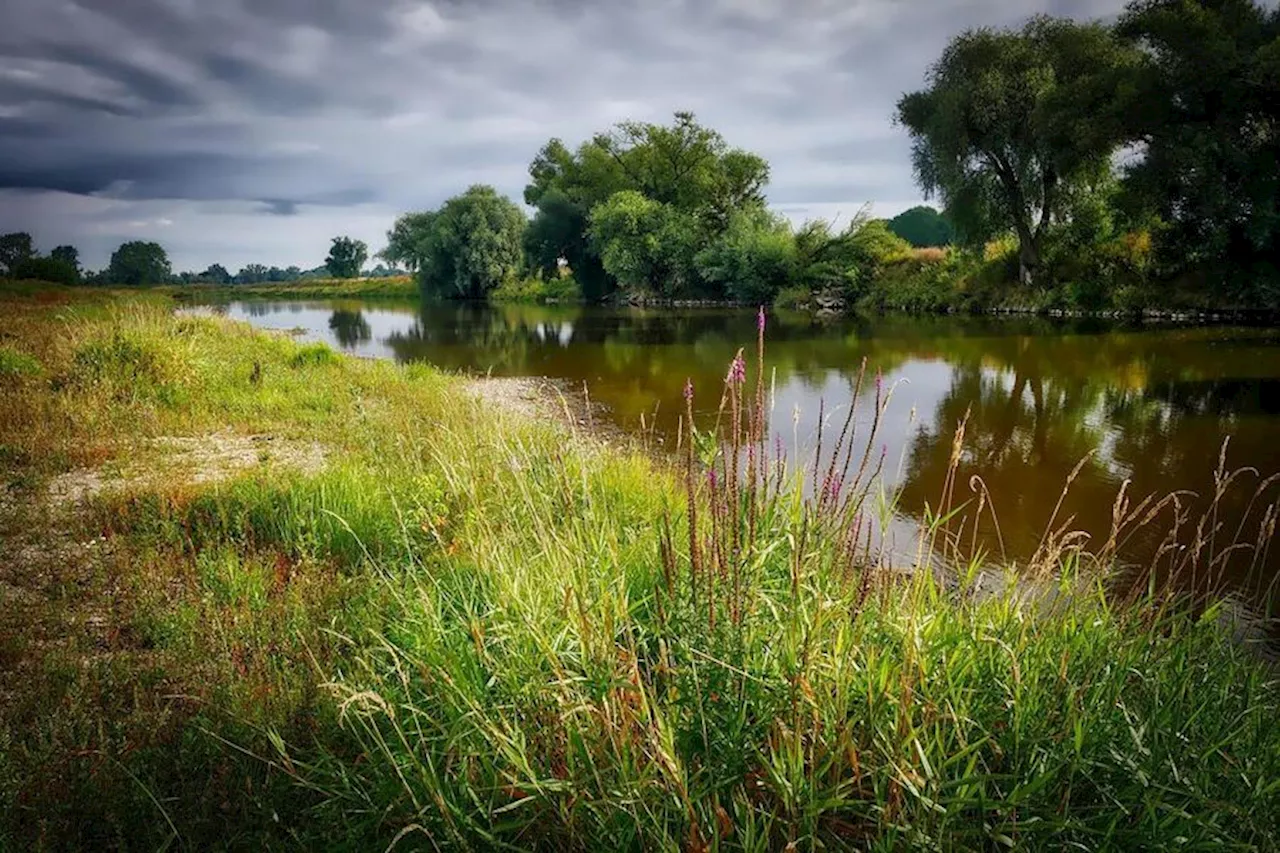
[2,282,1278,849]
[167,275,418,301]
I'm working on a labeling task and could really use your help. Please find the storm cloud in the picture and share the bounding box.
[0,0,1128,270]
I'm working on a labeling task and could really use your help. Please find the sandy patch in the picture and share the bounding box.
[46,431,327,505]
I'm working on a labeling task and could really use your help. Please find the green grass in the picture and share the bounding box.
[0,283,1277,850]
[0,344,42,379]
[491,274,584,304]
[169,276,419,301]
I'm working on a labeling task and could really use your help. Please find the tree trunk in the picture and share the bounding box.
[1015,226,1041,288]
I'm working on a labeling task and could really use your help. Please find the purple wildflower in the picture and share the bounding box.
[726,351,747,386]
[708,468,718,489]
[683,377,694,402]
[757,306,766,334]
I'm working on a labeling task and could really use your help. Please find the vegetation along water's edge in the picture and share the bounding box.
[2,281,1278,850]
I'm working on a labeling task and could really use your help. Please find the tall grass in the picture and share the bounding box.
[2,285,1278,850]
[275,310,1280,849]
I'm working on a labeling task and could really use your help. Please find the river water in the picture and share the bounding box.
[208,297,1280,615]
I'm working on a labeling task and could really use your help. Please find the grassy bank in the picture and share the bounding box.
[168,276,419,301]
[1,282,1278,850]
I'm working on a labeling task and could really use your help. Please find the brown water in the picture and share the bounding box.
[214,298,1280,613]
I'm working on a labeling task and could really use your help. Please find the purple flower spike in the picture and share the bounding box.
[726,351,747,386]
[683,377,694,402]
[708,468,718,489]
[758,306,766,334]
[881,443,888,458]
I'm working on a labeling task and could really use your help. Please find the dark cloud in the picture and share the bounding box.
[260,199,299,216]
[35,43,203,110]
[0,0,1129,269]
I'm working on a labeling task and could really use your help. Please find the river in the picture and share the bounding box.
[207,297,1280,617]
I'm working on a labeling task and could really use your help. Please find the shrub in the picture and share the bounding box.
[772,285,811,310]
[11,256,79,286]
[73,332,170,386]
[491,274,583,303]
[289,343,338,368]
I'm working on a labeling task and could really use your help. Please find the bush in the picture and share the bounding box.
[490,274,582,303]
[694,207,796,303]
[772,285,811,310]
[10,256,79,286]
[289,343,339,368]
[73,333,170,386]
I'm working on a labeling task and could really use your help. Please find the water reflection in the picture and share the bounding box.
[214,297,1280,610]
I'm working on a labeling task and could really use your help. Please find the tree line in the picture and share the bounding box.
[0,233,403,286]
[4,0,1276,310]
[380,0,1278,310]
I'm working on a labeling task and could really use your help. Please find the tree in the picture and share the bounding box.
[236,264,270,284]
[525,112,772,300]
[0,232,34,276]
[897,17,1137,285]
[379,212,437,272]
[888,206,955,247]
[417,185,526,299]
[50,245,80,272]
[325,237,368,279]
[588,191,684,294]
[594,111,769,225]
[1115,0,1280,295]
[196,264,231,284]
[12,256,79,285]
[525,138,629,301]
[694,207,796,303]
[107,241,171,285]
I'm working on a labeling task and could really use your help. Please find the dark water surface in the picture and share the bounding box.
[212,298,1280,611]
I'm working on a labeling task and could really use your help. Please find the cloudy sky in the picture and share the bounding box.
[0,0,1127,272]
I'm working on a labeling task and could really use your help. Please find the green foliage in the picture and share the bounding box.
[379,211,436,272]
[888,205,954,247]
[0,344,41,379]
[198,263,232,284]
[694,207,796,303]
[11,255,79,286]
[772,284,812,310]
[288,342,339,368]
[1115,0,1280,301]
[898,17,1138,285]
[235,263,271,284]
[588,190,694,295]
[324,236,368,279]
[0,232,34,276]
[792,214,913,302]
[107,241,172,286]
[415,185,527,300]
[49,245,79,272]
[490,273,582,303]
[526,112,771,301]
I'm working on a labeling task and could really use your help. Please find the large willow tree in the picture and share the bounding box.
[897,17,1137,286]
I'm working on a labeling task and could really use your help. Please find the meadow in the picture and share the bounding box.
[1,281,1278,850]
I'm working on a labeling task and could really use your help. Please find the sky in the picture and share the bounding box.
[0,0,1129,272]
